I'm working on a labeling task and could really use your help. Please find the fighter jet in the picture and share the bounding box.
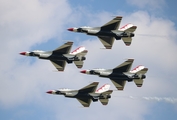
[68,16,137,49]
[80,59,148,90]
[19,42,88,71]
[46,82,113,107]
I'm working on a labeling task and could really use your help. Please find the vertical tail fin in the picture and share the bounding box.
[70,46,86,55]
[118,23,137,32]
[95,84,110,93]
[130,65,145,73]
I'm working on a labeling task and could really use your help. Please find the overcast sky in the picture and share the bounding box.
[0,0,177,120]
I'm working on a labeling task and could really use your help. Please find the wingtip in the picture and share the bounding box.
[126,58,134,61]
[66,41,73,45]
[116,16,122,18]
[105,46,112,49]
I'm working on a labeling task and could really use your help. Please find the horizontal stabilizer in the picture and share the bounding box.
[122,37,132,46]
[134,79,143,87]
[99,99,109,105]
[74,61,83,68]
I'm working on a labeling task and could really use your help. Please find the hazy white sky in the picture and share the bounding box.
[0,0,177,120]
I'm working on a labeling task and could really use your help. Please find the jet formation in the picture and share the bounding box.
[68,16,137,49]
[20,16,148,107]
[46,82,113,107]
[20,42,88,71]
[80,59,148,90]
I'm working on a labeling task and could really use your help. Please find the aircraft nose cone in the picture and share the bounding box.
[46,90,53,94]
[80,70,86,74]
[19,52,26,55]
[67,28,74,31]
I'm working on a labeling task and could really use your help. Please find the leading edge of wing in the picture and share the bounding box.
[79,82,99,93]
[53,41,73,54]
[113,59,134,72]
[101,16,122,30]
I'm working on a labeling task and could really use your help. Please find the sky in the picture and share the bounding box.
[0,0,177,120]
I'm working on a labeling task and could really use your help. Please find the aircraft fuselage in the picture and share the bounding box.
[101,72,146,82]
[81,69,146,82]
[52,90,110,102]
[82,28,135,40]
[28,52,86,63]
[54,90,97,102]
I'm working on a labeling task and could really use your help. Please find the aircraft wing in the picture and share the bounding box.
[113,59,134,72]
[122,37,132,46]
[98,36,115,49]
[50,60,66,71]
[101,16,122,30]
[134,79,143,87]
[79,82,99,93]
[77,98,92,107]
[53,42,73,54]
[110,79,126,90]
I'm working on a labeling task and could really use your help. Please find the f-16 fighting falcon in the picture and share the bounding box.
[80,59,148,90]
[20,42,88,71]
[68,16,137,49]
[46,82,113,107]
